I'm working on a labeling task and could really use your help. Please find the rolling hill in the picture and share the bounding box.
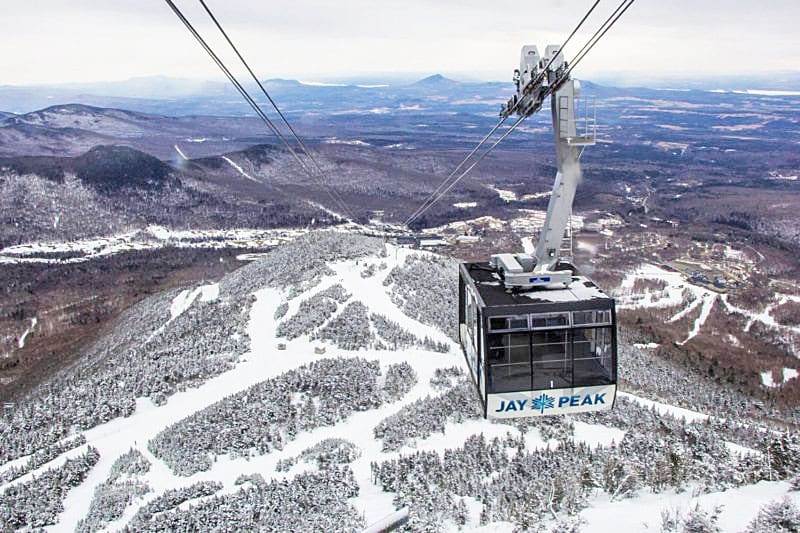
[1,231,798,532]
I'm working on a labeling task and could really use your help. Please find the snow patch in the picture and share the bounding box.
[488,185,517,202]
[760,367,799,388]
[18,317,37,349]
[222,156,259,183]
[173,145,188,161]
[1,226,307,265]
[298,80,346,87]
[633,342,659,349]
[618,392,708,423]
[618,264,720,344]
[735,89,800,96]
[169,284,220,321]
[581,480,800,533]
[324,137,371,146]
[572,421,625,448]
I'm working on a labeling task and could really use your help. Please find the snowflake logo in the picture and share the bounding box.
[532,393,555,414]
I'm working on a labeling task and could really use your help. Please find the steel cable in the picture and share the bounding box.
[164,0,353,220]
[403,0,601,227]
[197,0,354,220]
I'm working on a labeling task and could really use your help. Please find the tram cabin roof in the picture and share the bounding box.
[460,261,613,315]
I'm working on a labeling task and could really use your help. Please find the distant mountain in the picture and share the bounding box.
[72,145,177,192]
[262,78,304,89]
[5,104,163,139]
[0,145,181,248]
[593,70,800,92]
[0,122,114,158]
[0,142,337,248]
[0,104,164,158]
[0,104,266,159]
[42,76,231,100]
[0,145,176,192]
[0,75,508,116]
[412,74,460,87]
[1,73,799,116]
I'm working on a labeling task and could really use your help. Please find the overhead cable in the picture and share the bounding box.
[197,0,354,220]
[164,0,353,220]
[406,114,527,226]
[403,0,601,227]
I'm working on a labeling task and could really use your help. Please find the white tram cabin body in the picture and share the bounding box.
[459,261,617,419]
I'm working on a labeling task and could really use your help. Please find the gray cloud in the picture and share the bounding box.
[1,0,798,84]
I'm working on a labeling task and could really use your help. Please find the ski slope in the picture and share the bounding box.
[618,263,800,348]
[1,242,797,532]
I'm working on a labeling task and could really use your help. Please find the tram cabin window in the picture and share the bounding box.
[572,326,614,386]
[531,328,570,390]
[487,330,531,393]
[489,315,528,331]
[572,309,612,325]
[531,312,570,329]
[461,288,482,381]
[486,309,615,394]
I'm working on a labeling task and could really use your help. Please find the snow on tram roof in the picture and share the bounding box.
[461,262,612,309]
[519,275,609,303]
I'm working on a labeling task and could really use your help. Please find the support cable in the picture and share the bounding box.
[406,0,635,226]
[403,0,601,227]
[406,114,527,226]
[164,0,353,220]
[197,0,354,220]
[560,0,636,85]
[523,0,601,98]
[402,116,509,226]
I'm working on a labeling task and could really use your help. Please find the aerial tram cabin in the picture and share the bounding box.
[457,43,618,418]
[459,261,617,419]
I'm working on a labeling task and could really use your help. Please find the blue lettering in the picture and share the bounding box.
[581,395,593,406]
[570,395,580,407]
[505,401,518,412]
[495,400,506,413]
[516,399,528,410]
[594,393,606,404]
[558,396,570,407]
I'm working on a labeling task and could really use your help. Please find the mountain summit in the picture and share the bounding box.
[412,74,459,86]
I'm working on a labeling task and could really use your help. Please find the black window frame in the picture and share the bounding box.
[485,309,617,394]
[571,325,615,388]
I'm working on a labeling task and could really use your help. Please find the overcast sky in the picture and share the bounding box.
[2,0,799,86]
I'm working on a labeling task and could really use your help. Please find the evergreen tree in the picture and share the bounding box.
[453,498,469,528]
[746,498,800,533]
[681,504,722,533]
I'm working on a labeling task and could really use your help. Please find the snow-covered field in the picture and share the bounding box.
[0,225,308,265]
[420,210,583,242]
[617,263,720,345]
[618,263,800,352]
[582,481,800,532]
[487,185,553,203]
[1,234,798,532]
[509,209,584,234]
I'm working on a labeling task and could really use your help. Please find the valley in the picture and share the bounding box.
[0,75,799,531]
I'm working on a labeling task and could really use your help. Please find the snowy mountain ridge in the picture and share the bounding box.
[1,231,799,532]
